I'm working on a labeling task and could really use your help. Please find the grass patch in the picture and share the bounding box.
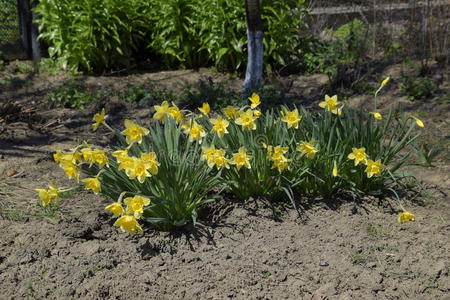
[350,251,375,265]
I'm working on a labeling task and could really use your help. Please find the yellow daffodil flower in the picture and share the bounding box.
[198,103,211,115]
[332,161,338,177]
[210,116,229,138]
[153,101,171,122]
[183,120,207,143]
[80,147,95,166]
[112,149,129,163]
[347,147,368,166]
[35,184,59,206]
[105,201,124,217]
[272,156,290,172]
[297,140,318,159]
[140,152,160,175]
[168,104,184,123]
[222,106,240,119]
[212,148,230,169]
[397,211,415,223]
[130,159,151,183]
[319,94,343,115]
[124,195,151,219]
[380,76,390,88]
[92,149,109,168]
[281,108,302,129]
[82,177,101,194]
[53,150,81,166]
[412,116,425,128]
[253,110,262,118]
[36,188,52,206]
[265,145,290,172]
[248,93,261,109]
[92,108,106,131]
[201,146,229,169]
[235,109,257,131]
[201,145,217,168]
[230,147,252,170]
[268,145,289,162]
[122,120,150,145]
[370,112,382,120]
[61,162,80,182]
[118,156,135,173]
[365,159,385,178]
[113,215,143,234]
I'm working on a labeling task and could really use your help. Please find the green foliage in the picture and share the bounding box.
[14,61,34,74]
[35,0,152,72]
[179,78,286,111]
[38,57,80,76]
[399,76,438,101]
[293,108,419,197]
[88,120,222,230]
[179,77,242,110]
[304,19,369,83]
[435,94,450,104]
[202,110,306,203]
[35,0,308,73]
[44,79,99,109]
[413,143,442,167]
[0,75,27,90]
[148,0,207,68]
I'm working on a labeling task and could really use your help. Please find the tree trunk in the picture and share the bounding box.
[243,0,263,91]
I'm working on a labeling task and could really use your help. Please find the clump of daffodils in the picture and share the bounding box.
[37,90,424,234]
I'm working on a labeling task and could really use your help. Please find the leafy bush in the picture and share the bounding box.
[38,57,80,75]
[179,77,286,111]
[149,0,308,72]
[35,0,308,72]
[44,79,99,109]
[35,0,152,72]
[118,84,176,105]
[304,19,370,85]
[399,76,438,101]
[14,61,34,74]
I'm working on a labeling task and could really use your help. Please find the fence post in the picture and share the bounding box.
[30,0,42,61]
[17,0,41,61]
[17,0,31,58]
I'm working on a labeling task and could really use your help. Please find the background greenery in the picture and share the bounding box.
[34,0,308,73]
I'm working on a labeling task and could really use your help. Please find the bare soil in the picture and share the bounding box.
[0,64,449,299]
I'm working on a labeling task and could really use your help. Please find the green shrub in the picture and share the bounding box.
[399,76,438,101]
[118,84,176,105]
[35,0,152,72]
[38,57,80,75]
[304,19,369,84]
[35,0,308,73]
[178,78,286,111]
[44,79,99,109]
[150,0,308,72]
[14,61,34,74]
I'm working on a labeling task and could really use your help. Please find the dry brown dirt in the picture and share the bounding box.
[0,66,449,299]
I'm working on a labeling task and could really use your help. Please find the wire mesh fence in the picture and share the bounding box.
[0,0,26,59]
[308,0,450,65]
